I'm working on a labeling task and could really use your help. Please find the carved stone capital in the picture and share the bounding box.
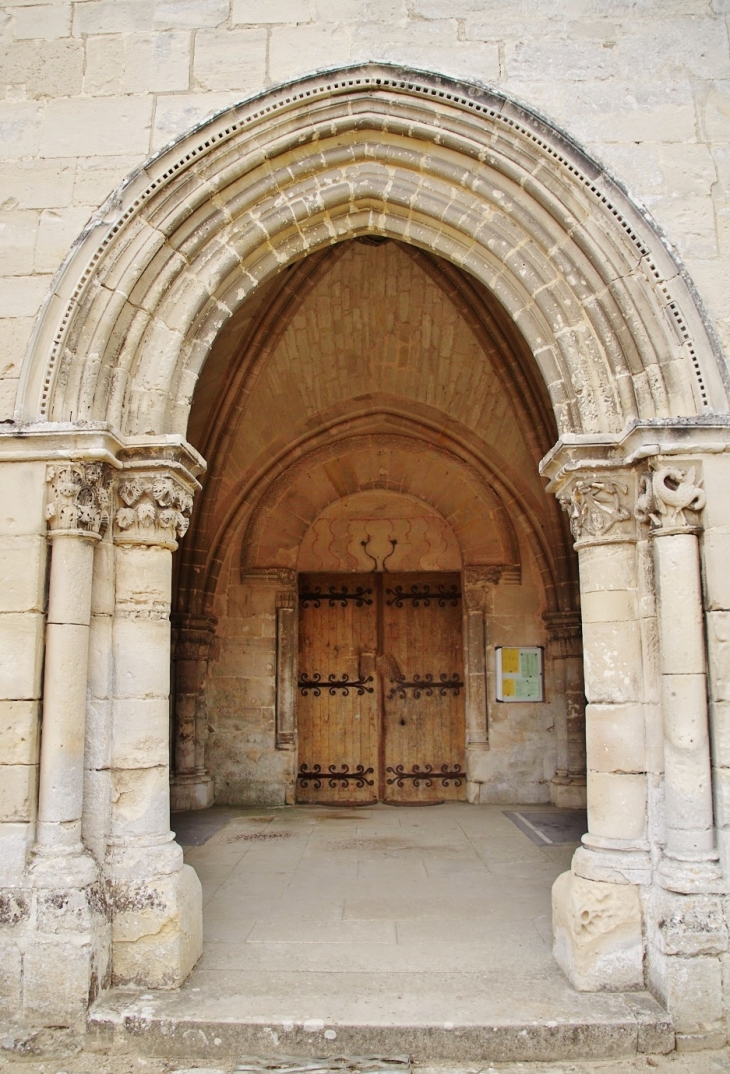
[113,472,194,549]
[464,565,503,587]
[635,465,705,534]
[172,614,217,662]
[543,611,583,657]
[45,461,111,539]
[464,586,486,612]
[276,590,297,610]
[558,475,633,544]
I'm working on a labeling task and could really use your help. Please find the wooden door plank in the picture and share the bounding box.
[296,573,378,804]
[382,572,466,802]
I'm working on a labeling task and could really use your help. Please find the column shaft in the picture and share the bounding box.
[654,531,715,860]
[575,539,650,881]
[37,534,96,852]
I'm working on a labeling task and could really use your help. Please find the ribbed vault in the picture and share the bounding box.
[18,64,728,437]
[177,237,574,619]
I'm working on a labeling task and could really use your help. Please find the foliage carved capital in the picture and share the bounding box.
[113,472,194,548]
[45,461,111,539]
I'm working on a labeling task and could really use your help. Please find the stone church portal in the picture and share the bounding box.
[2,63,730,1054]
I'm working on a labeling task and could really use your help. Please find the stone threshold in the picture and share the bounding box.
[87,987,673,1064]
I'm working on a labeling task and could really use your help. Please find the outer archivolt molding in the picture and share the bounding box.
[18,63,728,433]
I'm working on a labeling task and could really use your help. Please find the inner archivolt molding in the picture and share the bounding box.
[176,417,572,618]
[18,64,728,438]
[177,238,562,615]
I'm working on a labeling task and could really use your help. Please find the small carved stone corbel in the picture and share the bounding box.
[46,461,111,537]
[635,466,705,531]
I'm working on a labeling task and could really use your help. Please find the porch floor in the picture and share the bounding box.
[89,803,672,1063]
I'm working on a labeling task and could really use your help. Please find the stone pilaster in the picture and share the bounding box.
[462,567,493,803]
[170,614,217,812]
[544,611,586,809]
[107,461,202,988]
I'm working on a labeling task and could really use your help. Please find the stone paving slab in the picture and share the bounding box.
[87,805,675,1064]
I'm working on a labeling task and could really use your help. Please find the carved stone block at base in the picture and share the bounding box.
[552,870,644,992]
[551,779,587,809]
[111,864,202,989]
[170,774,214,812]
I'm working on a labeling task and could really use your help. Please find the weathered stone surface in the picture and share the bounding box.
[552,871,644,992]
[111,864,202,987]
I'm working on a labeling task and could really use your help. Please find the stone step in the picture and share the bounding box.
[87,987,673,1064]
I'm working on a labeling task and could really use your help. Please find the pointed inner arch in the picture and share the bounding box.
[178,237,574,621]
[24,65,727,439]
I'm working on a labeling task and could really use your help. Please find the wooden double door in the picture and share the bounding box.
[296,572,466,804]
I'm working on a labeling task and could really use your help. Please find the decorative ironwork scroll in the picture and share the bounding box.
[299,585,374,608]
[386,673,464,699]
[297,763,375,789]
[386,583,461,608]
[386,763,464,788]
[298,672,375,696]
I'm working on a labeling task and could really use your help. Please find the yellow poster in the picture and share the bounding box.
[501,647,520,674]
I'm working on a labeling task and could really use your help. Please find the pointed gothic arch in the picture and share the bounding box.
[15,63,728,438]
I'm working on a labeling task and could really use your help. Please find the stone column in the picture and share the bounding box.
[544,611,586,809]
[107,465,202,988]
[463,568,491,802]
[641,466,719,884]
[551,474,648,991]
[638,464,726,1049]
[170,614,216,811]
[26,462,111,1028]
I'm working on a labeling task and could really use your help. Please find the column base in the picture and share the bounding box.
[21,849,110,1031]
[111,863,202,988]
[643,886,727,1045]
[550,778,587,809]
[572,843,652,886]
[657,853,724,894]
[170,773,215,811]
[552,870,644,991]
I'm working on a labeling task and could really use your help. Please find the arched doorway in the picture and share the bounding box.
[10,64,730,1043]
[175,235,580,812]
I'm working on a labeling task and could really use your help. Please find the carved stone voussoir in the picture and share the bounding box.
[46,461,111,538]
[114,472,194,547]
[559,477,632,543]
[635,465,706,532]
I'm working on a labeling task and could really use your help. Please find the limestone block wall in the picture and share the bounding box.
[207,571,294,805]
[1,1,730,424]
[0,462,47,890]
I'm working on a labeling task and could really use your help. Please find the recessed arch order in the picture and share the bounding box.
[17,62,729,438]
